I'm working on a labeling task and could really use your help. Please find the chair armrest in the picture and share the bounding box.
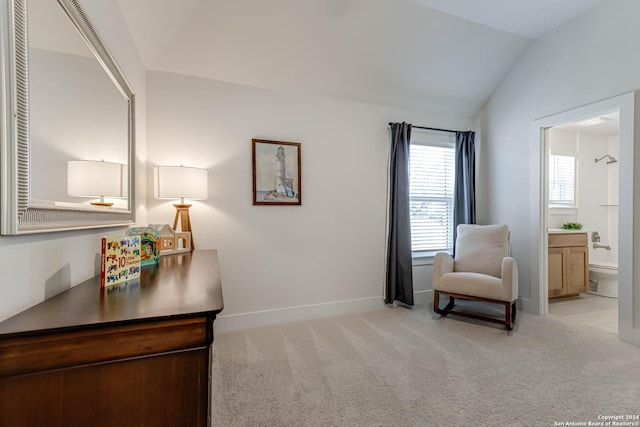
[433,252,454,278]
[501,257,518,301]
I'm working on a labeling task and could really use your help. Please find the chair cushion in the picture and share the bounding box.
[454,224,509,278]
[434,272,510,301]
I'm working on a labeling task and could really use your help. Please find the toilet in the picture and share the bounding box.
[588,261,618,298]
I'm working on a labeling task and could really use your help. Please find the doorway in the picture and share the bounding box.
[545,112,619,334]
[529,92,640,346]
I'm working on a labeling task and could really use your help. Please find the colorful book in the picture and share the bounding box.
[100,236,142,287]
[127,227,160,268]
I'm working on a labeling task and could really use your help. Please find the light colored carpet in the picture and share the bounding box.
[212,305,640,426]
[549,293,618,335]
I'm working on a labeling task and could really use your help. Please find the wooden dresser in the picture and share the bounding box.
[0,250,223,427]
[548,232,589,299]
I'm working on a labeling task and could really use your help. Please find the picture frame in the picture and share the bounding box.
[252,139,302,206]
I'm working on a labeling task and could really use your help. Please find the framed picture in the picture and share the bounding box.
[252,139,302,205]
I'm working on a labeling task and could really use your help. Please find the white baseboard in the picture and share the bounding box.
[214,290,440,334]
[520,297,539,314]
[214,296,386,333]
[413,289,433,305]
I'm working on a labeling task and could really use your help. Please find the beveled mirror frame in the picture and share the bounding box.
[0,0,135,234]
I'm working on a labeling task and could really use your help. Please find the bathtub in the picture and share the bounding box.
[582,229,618,298]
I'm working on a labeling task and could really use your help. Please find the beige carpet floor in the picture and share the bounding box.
[549,293,618,335]
[212,305,640,426]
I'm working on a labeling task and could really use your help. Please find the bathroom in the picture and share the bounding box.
[546,112,619,334]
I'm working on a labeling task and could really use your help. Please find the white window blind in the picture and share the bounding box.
[549,154,575,207]
[409,133,456,254]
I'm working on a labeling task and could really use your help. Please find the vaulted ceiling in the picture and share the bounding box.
[115,0,605,118]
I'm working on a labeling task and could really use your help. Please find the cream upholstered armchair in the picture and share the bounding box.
[433,224,518,330]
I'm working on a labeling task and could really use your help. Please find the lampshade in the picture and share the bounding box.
[67,160,125,198]
[154,166,208,200]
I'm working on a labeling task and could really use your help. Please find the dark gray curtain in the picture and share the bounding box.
[453,131,476,250]
[386,122,414,306]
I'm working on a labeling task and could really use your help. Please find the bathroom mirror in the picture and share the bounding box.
[0,0,135,234]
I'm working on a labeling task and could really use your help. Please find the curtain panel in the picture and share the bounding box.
[386,122,414,305]
[453,131,476,249]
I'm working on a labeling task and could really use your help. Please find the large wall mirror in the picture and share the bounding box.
[0,0,135,234]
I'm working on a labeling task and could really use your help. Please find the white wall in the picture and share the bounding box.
[476,0,640,304]
[0,0,147,322]
[577,132,615,264]
[146,72,472,330]
[607,134,620,262]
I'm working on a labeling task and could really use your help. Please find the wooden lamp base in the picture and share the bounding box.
[90,196,113,207]
[173,203,195,249]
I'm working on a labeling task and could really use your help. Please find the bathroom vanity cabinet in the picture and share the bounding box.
[548,232,589,299]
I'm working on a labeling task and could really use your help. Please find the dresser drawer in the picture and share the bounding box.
[0,316,208,377]
[549,233,588,248]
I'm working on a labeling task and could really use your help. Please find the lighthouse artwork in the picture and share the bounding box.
[252,139,302,205]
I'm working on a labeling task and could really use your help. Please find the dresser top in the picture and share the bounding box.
[0,250,224,338]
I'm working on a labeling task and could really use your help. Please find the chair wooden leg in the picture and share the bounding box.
[504,301,517,330]
[444,296,455,312]
[434,292,455,316]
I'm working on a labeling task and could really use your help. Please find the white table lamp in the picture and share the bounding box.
[67,160,125,206]
[154,165,208,247]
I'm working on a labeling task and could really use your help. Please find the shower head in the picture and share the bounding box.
[595,155,618,164]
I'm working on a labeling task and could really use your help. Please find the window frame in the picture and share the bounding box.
[408,131,456,263]
[548,152,577,209]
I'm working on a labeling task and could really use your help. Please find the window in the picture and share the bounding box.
[409,131,456,256]
[549,154,576,207]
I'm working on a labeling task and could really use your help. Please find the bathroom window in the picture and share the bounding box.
[409,131,456,257]
[549,154,576,207]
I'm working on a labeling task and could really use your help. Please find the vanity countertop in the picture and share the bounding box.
[548,229,587,234]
